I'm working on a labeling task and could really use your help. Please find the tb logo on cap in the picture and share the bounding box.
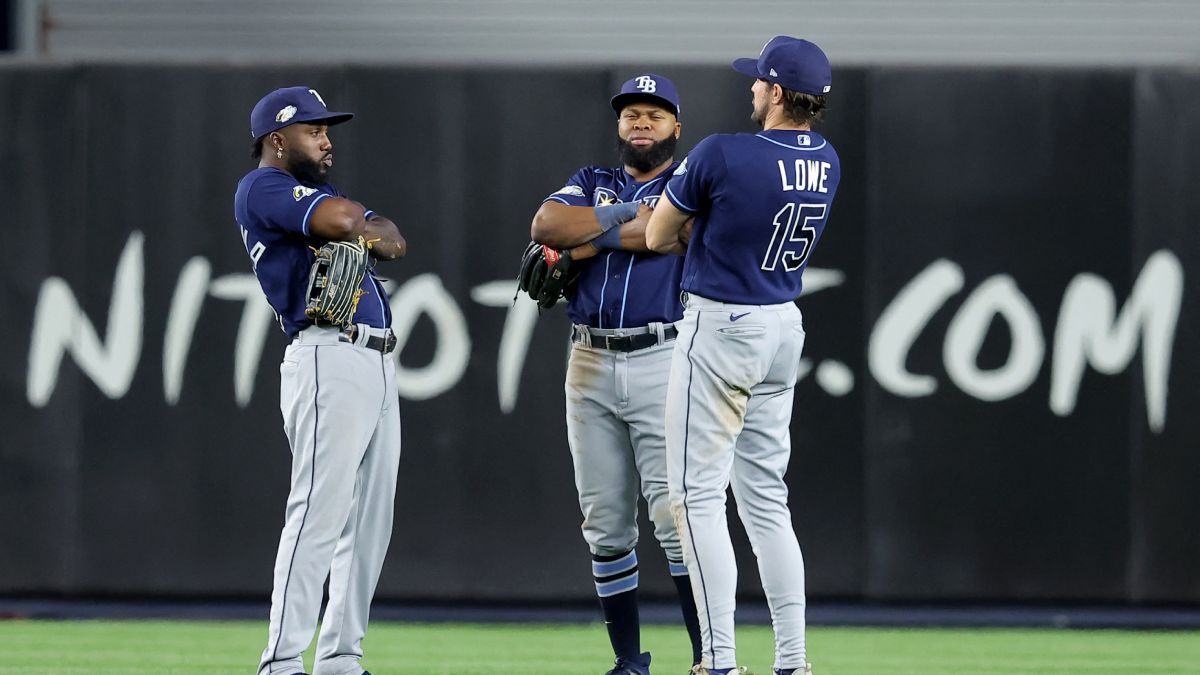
[634,76,657,93]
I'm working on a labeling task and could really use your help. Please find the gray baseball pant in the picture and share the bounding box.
[666,295,809,672]
[565,335,682,562]
[259,325,401,675]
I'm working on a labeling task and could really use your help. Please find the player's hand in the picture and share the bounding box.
[517,242,582,309]
[679,217,695,246]
[634,202,653,223]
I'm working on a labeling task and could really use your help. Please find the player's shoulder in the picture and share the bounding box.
[237,167,292,208]
[564,164,621,188]
[237,166,288,191]
[698,132,750,147]
[683,132,751,161]
[672,134,744,177]
[236,168,279,219]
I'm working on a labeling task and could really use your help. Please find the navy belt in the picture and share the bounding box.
[338,325,397,354]
[572,324,677,352]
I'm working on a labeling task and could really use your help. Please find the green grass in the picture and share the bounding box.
[0,620,1198,674]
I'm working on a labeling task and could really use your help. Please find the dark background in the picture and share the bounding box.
[1,0,11,52]
[0,64,1195,606]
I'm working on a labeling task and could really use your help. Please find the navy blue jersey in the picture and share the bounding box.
[544,163,685,328]
[233,167,392,337]
[664,129,840,304]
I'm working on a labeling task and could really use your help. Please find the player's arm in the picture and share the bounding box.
[567,204,655,260]
[646,197,692,255]
[309,198,406,260]
[531,201,642,249]
[362,213,406,260]
[308,197,366,240]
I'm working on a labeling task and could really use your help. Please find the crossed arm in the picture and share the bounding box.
[645,197,693,255]
[309,197,406,260]
[530,201,653,260]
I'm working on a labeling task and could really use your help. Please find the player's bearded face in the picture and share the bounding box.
[286,148,329,185]
[617,133,678,173]
[750,79,770,126]
[281,123,334,185]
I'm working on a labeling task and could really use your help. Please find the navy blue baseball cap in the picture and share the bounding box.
[250,86,354,139]
[610,73,681,117]
[732,36,832,96]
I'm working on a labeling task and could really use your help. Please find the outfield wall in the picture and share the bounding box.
[1,64,1196,605]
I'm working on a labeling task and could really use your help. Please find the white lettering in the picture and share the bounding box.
[799,267,845,296]
[1051,250,1183,432]
[779,160,831,193]
[240,226,266,271]
[17,229,1186,434]
[944,275,1044,401]
[209,273,276,407]
[805,160,821,192]
[470,281,541,413]
[163,257,211,405]
[27,232,144,406]
[777,160,793,191]
[869,259,965,397]
[815,360,854,396]
[389,274,471,400]
[634,75,657,93]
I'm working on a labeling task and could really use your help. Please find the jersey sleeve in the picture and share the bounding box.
[664,135,725,214]
[542,167,596,206]
[244,170,337,237]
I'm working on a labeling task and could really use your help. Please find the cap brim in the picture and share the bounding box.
[297,111,354,127]
[731,58,762,79]
[610,93,677,116]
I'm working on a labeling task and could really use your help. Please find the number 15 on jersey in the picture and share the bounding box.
[761,202,827,272]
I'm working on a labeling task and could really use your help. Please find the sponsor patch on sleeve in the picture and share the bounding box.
[673,158,688,175]
[293,185,318,201]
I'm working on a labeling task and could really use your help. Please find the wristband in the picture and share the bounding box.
[594,202,640,231]
[591,225,623,251]
[363,209,376,221]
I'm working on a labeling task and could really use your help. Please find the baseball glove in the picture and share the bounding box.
[518,241,579,309]
[304,235,373,328]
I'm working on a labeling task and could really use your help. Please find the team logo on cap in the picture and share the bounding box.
[634,76,657,93]
[276,105,297,123]
[293,185,317,201]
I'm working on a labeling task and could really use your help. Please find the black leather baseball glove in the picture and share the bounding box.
[304,235,373,327]
[518,241,579,309]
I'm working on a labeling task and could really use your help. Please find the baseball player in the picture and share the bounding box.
[234,86,406,675]
[525,74,703,675]
[645,37,841,675]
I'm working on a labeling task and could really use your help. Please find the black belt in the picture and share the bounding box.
[338,325,397,354]
[574,325,677,352]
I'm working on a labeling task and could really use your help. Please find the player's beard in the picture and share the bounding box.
[617,134,678,174]
[751,96,769,127]
[287,150,329,185]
